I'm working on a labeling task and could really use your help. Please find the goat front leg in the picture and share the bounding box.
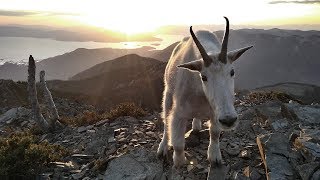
[157,125,169,158]
[207,120,222,166]
[170,112,187,168]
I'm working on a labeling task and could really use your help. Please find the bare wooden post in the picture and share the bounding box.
[40,70,62,130]
[28,55,49,131]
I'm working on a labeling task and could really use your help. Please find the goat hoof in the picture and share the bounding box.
[157,142,168,159]
[208,145,222,167]
[173,151,186,168]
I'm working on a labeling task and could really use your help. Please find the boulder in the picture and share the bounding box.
[103,148,163,180]
[294,127,320,161]
[0,107,31,124]
[271,118,289,131]
[256,133,295,179]
[281,103,320,125]
[296,162,320,180]
[255,101,282,119]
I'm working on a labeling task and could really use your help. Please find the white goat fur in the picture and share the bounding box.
[157,24,253,168]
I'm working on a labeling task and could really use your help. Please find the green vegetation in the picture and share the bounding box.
[60,102,147,127]
[0,132,68,176]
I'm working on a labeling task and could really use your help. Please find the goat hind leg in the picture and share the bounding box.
[192,118,202,131]
[157,91,172,159]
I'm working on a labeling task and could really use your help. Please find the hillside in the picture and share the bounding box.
[48,54,166,110]
[71,54,164,80]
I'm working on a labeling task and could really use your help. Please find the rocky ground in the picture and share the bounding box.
[0,93,319,180]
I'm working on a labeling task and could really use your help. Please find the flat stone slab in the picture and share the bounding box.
[257,133,294,179]
[103,148,163,180]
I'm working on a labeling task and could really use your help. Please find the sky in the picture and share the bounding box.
[0,0,319,34]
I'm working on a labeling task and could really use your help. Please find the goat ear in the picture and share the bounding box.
[177,60,203,72]
[228,45,253,62]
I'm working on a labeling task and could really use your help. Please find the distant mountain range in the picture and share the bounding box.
[0,25,161,42]
[0,44,176,81]
[0,28,320,90]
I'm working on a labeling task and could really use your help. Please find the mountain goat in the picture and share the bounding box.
[157,17,253,167]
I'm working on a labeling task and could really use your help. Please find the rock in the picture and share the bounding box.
[87,129,95,133]
[238,109,255,120]
[226,143,240,156]
[77,126,86,133]
[239,150,251,159]
[0,107,31,124]
[146,131,155,137]
[110,121,121,127]
[231,172,248,180]
[250,168,262,180]
[296,162,320,180]
[95,119,109,127]
[103,148,163,180]
[71,154,94,159]
[256,133,294,179]
[71,169,87,180]
[108,137,116,143]
[230,159,244,171]
[312,169,320,180]
[207,165,228,180]
[294,127,320,161]
[255,101,282,119]
[20,120,29,127]
[118,137,127,143]
[86,125,94,130]
[281,103,320,125]
[271,118,289,131]
[124,116,139,124]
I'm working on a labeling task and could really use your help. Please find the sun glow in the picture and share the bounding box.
[76,14,159,35]
[1,0,320,33]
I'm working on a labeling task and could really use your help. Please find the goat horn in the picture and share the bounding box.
[190,26,212,67]
[219,16,229,64]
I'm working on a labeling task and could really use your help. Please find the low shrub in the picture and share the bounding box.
[103,102,147,120]
[60,102,147,126]
[60,110,102,127]
[0,132,68,176]
[246,91,297,105]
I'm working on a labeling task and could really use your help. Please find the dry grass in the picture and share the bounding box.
[60,102,147,127]
[246,91,298,105]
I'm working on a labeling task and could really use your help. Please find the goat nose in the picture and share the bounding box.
[219,116,237,127]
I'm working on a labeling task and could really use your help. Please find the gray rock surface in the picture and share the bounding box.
[282,103,320,125]
[0,107,31,124]
[257,133,295,179]
[103,148,163,180]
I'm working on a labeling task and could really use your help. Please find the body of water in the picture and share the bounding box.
[0,34,183,65]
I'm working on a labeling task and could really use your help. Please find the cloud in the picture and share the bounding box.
[0,10,37,16]
[0,10,79,17]
[269,0,320,4]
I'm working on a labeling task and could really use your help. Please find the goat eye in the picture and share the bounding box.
[230,69,235,77]
[201,75,207,81]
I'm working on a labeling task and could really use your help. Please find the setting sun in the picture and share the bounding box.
[1,0,319,34]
